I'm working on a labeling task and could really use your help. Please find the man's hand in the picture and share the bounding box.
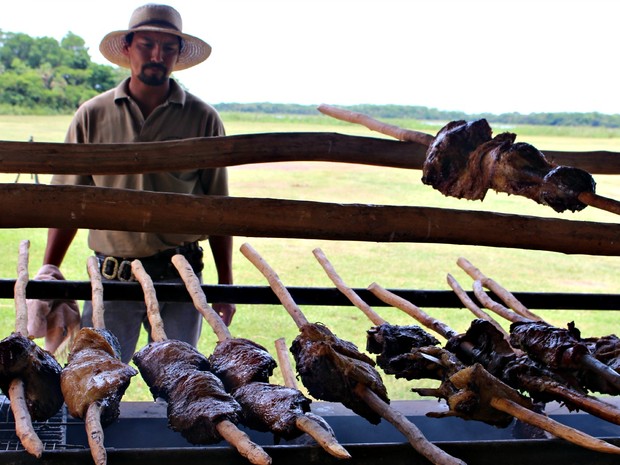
[26,264,80,354]
[212,302,236,326]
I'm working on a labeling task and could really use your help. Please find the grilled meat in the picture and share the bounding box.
[422,119,596,212]
[61,328,137,426]
[290,322,389,424]
[233,382,312,440]
[209,338,277,392]
[0,332,63,421]
[133,339,242,444]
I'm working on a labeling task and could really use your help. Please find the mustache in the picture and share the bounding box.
[142,63,167,73]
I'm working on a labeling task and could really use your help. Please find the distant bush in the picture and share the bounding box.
[0,30,127,114]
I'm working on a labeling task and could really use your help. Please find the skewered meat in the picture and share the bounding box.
[61,327,137,426]
[422,119,596,212]
[133,339,242,444]
[290,322,389,424]
[209,338,277,392]
[234,382,311,439]
[366,323,440,376]
[0,332,63,421]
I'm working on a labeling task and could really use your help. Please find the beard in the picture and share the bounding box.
[137,64,169,86]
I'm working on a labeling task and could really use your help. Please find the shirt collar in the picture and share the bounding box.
[114,77,186,106]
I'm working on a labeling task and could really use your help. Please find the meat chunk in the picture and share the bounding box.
[0,332,63,421]
[290,322,389,424]
[233,382,312,439]
[422,119,596,212]
[61,328,137,426]
[209,338,277,392]
[133,339,242,444]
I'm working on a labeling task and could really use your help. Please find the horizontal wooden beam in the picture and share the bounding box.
[0,184,617,256]
[0,132,618,174]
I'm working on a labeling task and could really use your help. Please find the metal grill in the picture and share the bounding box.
[0,395,83,452]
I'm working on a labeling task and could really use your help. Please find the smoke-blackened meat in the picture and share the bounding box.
[209,338,277,392]
[422,119,596,212]
[510,321,589,371]
[61,328,137,426]
[0,332,63,421]
[133,339,242,444]
[290,322,389,424]
[366,324,446,380]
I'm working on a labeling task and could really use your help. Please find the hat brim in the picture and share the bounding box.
[99,26,212,71]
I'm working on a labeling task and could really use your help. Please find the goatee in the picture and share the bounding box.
[138,64,168,86]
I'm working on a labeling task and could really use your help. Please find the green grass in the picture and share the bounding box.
[0,114,619,402]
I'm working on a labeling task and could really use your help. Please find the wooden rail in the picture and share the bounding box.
[0,133,619,174]
[1,184,618,256]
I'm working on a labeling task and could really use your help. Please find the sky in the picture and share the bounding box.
[2,0,620,115]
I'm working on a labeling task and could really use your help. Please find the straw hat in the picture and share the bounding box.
[99,3,211,71]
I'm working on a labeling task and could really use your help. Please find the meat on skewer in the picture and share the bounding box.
[130,260,272,465]
[312,247,441,375]
[60,256,138,465]
[0,240,63,458]
[318,104,620,217]
[422,119,595,213]
[368,282,620,426]
[457,257,620,395]
[170,254,350,459]
[367,282,620,455]
[240,242,467,465]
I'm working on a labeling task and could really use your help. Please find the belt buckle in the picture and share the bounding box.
[101,256,119,280]
[117,260,134,282]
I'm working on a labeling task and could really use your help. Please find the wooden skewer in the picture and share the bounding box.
[457,257,544,322]
[367,282,457,340]
[312,248,386,326]
[446,273,511,341]
[491,396,620,455]
[171,254,349,460]
[170,254,231,342]
[14,240,29,336]
[132,258,271,465]
[10,240,44,458]
[274,338,298,389]
[82,256,108,465]
[274,337,352,460]
[472,280,528,324]
[317,104,435,146]
[240,243,308,328]
[318,104,620,217]
[370,282,620,454]
[240,242,466,465]
[131,260,168,342]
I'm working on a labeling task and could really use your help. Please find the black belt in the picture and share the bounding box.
[96,242,204,281]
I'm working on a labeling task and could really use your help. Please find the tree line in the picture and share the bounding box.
[1,30,620,128]
[0,30,126,113]
[215,103,620,129]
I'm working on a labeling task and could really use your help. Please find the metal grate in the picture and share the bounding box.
[0,395,83,452]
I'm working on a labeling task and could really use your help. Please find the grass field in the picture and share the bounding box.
[0,113,619,401]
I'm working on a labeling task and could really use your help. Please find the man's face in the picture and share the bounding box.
[124,31,181,86]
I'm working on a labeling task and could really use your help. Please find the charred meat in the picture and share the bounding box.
[133,339,242,444]
[234,382,312,440]
[422,119,596,212]
[209,338,277,392]
[0,332,63,421]
[290,322,389,424]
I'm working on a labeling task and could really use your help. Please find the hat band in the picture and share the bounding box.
[130,19,181,32]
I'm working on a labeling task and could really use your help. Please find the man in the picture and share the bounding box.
[27,3,235,363]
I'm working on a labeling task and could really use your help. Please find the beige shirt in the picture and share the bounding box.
[53,78,228,257]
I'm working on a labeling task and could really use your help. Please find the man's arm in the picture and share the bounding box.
[208,234,236,325]
[43,228,78,267]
